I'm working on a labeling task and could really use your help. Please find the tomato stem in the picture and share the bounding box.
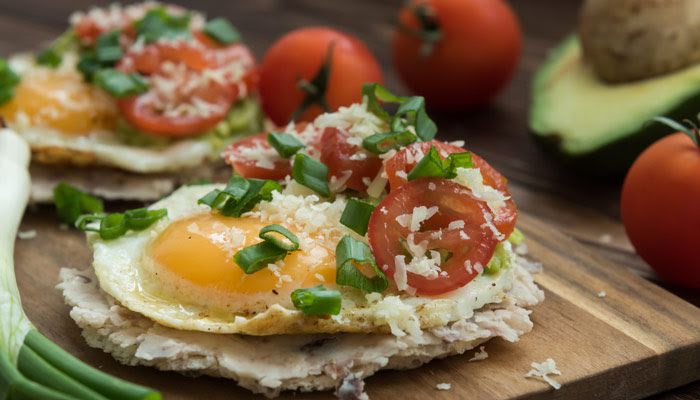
[398,3,442,57]
[291,42,334,122]
[652,116,700,147]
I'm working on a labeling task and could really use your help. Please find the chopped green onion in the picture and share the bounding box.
[76,51,101,81]
[335,235,388,293]
[291,285,341,316]
[362,131,417,154]
[94,69,148,98]
[259,224,299,251]
[361,83,438,143]
[185,178,212,186]
[407,146,472,181]
[98,213,128,240]
[234,241,287,274]
[198,177,282,217]
[268,132,305,158]
[508,227,524,245]
[135,7,191,44]
[340,198,375,236]
[74,214,104,233]
[203,17,241,45]
[0,57,21,105]
[53,183,104,225]
[292,153,330,197]
[124,208,167,230]
[95,30,123,63]
[36,49,62,68]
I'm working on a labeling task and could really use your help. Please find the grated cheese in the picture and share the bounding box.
[436,383,451,391]
[525,358,562,390]
[453,167,509,214]
[597,291,606,298]
[396,206,438,232]
[17,230,37,240]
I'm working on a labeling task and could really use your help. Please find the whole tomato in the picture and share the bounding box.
[621,132,700,288]
[392,0,521,110]
[259,27,384,126]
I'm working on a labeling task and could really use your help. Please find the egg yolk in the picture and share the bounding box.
[149,213,337,294]
[0,67,117,134]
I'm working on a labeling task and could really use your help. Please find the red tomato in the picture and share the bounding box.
[319,127,383,192]
[223,133,292,180]
[259,27,384,125]
[117,40,254,137]
[392,0,521,110]
[368,178,499,295]
[621,133,700,288]
[384,140,517,237]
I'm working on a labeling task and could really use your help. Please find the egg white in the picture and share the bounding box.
[90,184,517,336]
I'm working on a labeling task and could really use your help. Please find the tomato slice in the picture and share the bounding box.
[368,178,499,295]
[117,41,240,137]
[319,127,383,192]
[223,133,291,180]
[384,140,517,237]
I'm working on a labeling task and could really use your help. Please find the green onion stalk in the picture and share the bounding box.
[0,127,160,400]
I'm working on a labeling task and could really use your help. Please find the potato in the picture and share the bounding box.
[579,0,700,83]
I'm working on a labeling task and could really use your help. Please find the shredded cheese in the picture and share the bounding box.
[525,358,562,390]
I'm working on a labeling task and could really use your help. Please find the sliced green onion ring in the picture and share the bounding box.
[203,17,241,45]
[53,183,104,225]
[292,153,330,197]
[98,213,128,240]
[198,177,281,217]
[74,214,105,233]
[291,285,342,316]
[124,208,167,231]
[234,241,287,274]
[94,69,148,98]
[362,131,417,154]
[407,146,473,180]
[340,198,375,236]
[259,224,299,251]
[268,132,305,158]
[335,235,388,293]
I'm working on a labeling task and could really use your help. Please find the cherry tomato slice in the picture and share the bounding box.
[319,127,383,192]
[368,178,499,295]
[117,41,238,137]
[223,132,292,180]
[384,140,517,237]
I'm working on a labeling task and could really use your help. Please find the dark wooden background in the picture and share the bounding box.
[1,0,698,398]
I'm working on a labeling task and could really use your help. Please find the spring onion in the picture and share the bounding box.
[203,17,241,45]
[75,208,167,241]
[291,285,341,316]
[198,177,282,217]
[35,29,77,68]
[335,235,388,293]
[53,183,104,225]
[95,31,123,63]
[407,146,472,181]
[340,198,375,236]
[0,58,20,106]
[292,153,330,197]
[361,83,437,142]
[362,131,417,154]
[234,224,300,274]
[258,224,299,251]
[268,132,304,158]
[135,7,191,44]
[0,127,160,400]
[93,69,148,98]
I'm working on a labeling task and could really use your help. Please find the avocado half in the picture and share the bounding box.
[530,36,700,177]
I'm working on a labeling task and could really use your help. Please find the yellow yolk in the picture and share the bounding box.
[149,213,337,294]
[0,67,117,134]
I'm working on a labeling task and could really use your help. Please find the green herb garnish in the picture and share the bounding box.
[234,224,300,274]
[291,285,342,316]
[268,132,305,158]
[407,146,472,181]
[52,183,104,225]
[95,30,123,63]
[335,235,388,293]
[340,198,375,236]
[198,176,282,217]
[203,17,241,45]
[0,58,20,105]
[93,69,148,98]
[135,7,192,44]
[75,208,167,241]
[292,153,330,197]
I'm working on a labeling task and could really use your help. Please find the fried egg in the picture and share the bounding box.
[1,54,237,173]
[90,184,518,336]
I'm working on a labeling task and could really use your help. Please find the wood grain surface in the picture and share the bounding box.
[1,0,699,398]
[13,211,700,400]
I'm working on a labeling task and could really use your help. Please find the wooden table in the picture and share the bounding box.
[0,0,697,398]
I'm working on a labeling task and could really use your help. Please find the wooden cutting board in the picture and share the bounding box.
[13,210,700,400]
